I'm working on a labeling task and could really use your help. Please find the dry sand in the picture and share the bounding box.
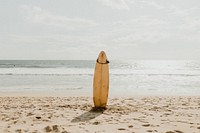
[0,96,200,133]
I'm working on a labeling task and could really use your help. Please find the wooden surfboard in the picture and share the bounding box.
[93,51,109,108]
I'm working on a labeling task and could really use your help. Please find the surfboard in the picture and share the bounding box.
[93,51,109,108]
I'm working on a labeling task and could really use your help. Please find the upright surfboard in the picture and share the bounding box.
[93,51,109,108]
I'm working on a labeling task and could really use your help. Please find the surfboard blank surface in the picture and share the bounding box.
[93,51,109,108]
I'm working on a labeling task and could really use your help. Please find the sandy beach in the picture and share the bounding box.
[0,96,200,133]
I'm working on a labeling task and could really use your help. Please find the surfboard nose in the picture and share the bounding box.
[98,51,107,63]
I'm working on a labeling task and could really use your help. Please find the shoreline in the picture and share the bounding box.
[1,95,200,133]
[1,90,200,97]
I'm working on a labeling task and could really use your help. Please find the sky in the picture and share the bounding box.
[0,0,200,60]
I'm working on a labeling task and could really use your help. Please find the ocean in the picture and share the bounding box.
[0,60,200,96]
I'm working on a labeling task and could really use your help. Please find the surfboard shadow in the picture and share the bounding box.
[71,107,105,123]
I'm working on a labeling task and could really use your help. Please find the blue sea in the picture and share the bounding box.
[0,60,200,96]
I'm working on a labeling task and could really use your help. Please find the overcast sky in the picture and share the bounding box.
[0,0,200,60]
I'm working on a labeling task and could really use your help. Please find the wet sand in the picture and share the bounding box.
[0,96,200,133]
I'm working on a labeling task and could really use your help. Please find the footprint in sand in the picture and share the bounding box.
[165,131,174,133]
[15,129,22,133]
[142,124,150,127]
[44,125,68,133]
[128,125,133,128]
[165,130,184,133]
[93,121,100,125]
[118,128,126,131]
[174,130,184,133]
[147,130,158,132]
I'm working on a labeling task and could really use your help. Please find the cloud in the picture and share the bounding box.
[108,17,170,46]
[0,34,109,59]
[20,5,97,29]
[179,17,200,31]
[141,1,164,9]
[112,32,167,45]
[2,33,110,52]
[169,6,197,17]
[127,0,164,9]
[177,17,200,42]
[2,1,200,60]
[98,0,129,10]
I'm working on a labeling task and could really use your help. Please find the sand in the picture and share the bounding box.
[0,96,200,133]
